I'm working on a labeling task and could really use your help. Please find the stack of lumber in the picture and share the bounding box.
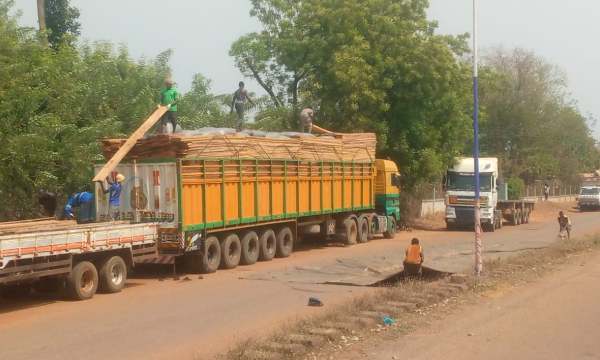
[0,219,131,236]
[100,130,377,163]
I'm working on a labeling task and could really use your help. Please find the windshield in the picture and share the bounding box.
[447,173,492,192]
[580,188,599,195]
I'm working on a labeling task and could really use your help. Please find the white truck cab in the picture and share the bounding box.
[444,158,500,231]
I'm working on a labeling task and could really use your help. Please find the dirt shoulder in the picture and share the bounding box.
[410,200,578,231]
[217,229,600,360]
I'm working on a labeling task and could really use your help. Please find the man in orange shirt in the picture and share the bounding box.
[404,238,424,278]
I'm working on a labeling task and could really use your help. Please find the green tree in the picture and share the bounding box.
[0,1,174,219]
[234,0,474,188]
[479,47,596,187]
[44,0,81,49]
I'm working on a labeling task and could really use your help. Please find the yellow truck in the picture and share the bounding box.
[95,135,401,274]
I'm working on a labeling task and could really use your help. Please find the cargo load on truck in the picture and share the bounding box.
[95,127,401,274]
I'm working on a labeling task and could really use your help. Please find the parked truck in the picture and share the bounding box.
[94,158,401,273]
[0,221,158,300]
[444,158,535,232]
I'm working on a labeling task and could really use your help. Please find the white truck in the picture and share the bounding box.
[0,220,158,300]
[444,158,535,232]
[578,180,600,212]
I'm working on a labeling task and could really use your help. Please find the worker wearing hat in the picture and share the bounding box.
[158,77,180,134]
[97,174,125,221]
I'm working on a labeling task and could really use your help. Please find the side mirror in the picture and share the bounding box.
[391,173,401,188]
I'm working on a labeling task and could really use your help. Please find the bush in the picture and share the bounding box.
[506,177,524,200]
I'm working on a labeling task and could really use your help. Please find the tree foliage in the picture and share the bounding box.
[479,47,597,186]
[0,1,173,219]
[233,0,474,188]
[44,0,81,49]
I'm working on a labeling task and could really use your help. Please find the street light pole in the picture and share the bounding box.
[473,0,482,276]
[473,0,483,276]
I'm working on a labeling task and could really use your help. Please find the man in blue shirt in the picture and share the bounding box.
[65,191,95,224]
[97,174,125,221]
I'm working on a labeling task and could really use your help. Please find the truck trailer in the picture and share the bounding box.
[444,157,534,232]
[94,157,401,274]
[0,221,158,300]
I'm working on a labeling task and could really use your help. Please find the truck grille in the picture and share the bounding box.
[455,207,475,221]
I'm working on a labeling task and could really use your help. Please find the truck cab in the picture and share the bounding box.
[578,186,600,211]
[444,158,500,231]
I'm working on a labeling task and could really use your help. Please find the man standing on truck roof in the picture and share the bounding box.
[403,238,424,278]
[96,174,125,221]
[37,189,59,218]
[157,77,180,134]
[558,211,571,240]
[230,81,256,132]
[65,191,94,224]
[298,106,314,133]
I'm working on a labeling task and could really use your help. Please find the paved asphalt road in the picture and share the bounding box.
[1,209,598,360]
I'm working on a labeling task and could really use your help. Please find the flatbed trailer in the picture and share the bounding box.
[0,220,157,300]
[497,200,536,226]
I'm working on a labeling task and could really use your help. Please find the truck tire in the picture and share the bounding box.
[367,214,377,240]
[0,283,33,298]
[384,217,397,239]
[258,229,277,261]
[509,212,518,226]
[483,221,495,232]
[497,211,503,229]
[199,236,221,273]
[523,209,530,224]
[98,256,127,293]
[357,216,369,243]
[240,231,260,265]
[515,210,522,225]
[220,233,241,270]
[275,226,294,258]
[66,261,98,301]
[343,218,358,245]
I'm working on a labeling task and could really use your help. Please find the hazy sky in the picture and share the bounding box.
[13,0,600,139]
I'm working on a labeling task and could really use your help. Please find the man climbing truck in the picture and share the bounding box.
[95,131,401,274]
[444,157,534,232]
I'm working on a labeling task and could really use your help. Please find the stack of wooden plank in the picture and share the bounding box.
[0,219,132,236]
[99,131,377,163]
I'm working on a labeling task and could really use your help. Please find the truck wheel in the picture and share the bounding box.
[275,226,294,258]
[497,211,503,229]
[98,256,127,293]
[66,261,98,301]
[384,217,397,239]
[220,233,241,269]
[484,222,495,232]
[357,216,369,243]
[0,283,33,298]
[258,229,277,261]
[367,214,377,240]
[515,210,522,225]
[509,212,518,226]
[343,218,358,245]
[199,236,221,273]
[524,209,530,224]
[240,231,260,265]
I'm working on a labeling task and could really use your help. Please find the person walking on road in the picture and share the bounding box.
[96,174,125,221]
[230,81,256,132]
[558,211,571,240]
[65,191,95,224]
[37,189,59,218]
[158,77,180,134]
[298,106,314,133]
[544,184,550,201]
[403,238,425,278]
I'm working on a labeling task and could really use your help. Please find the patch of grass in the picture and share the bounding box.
[214,233,600,360]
